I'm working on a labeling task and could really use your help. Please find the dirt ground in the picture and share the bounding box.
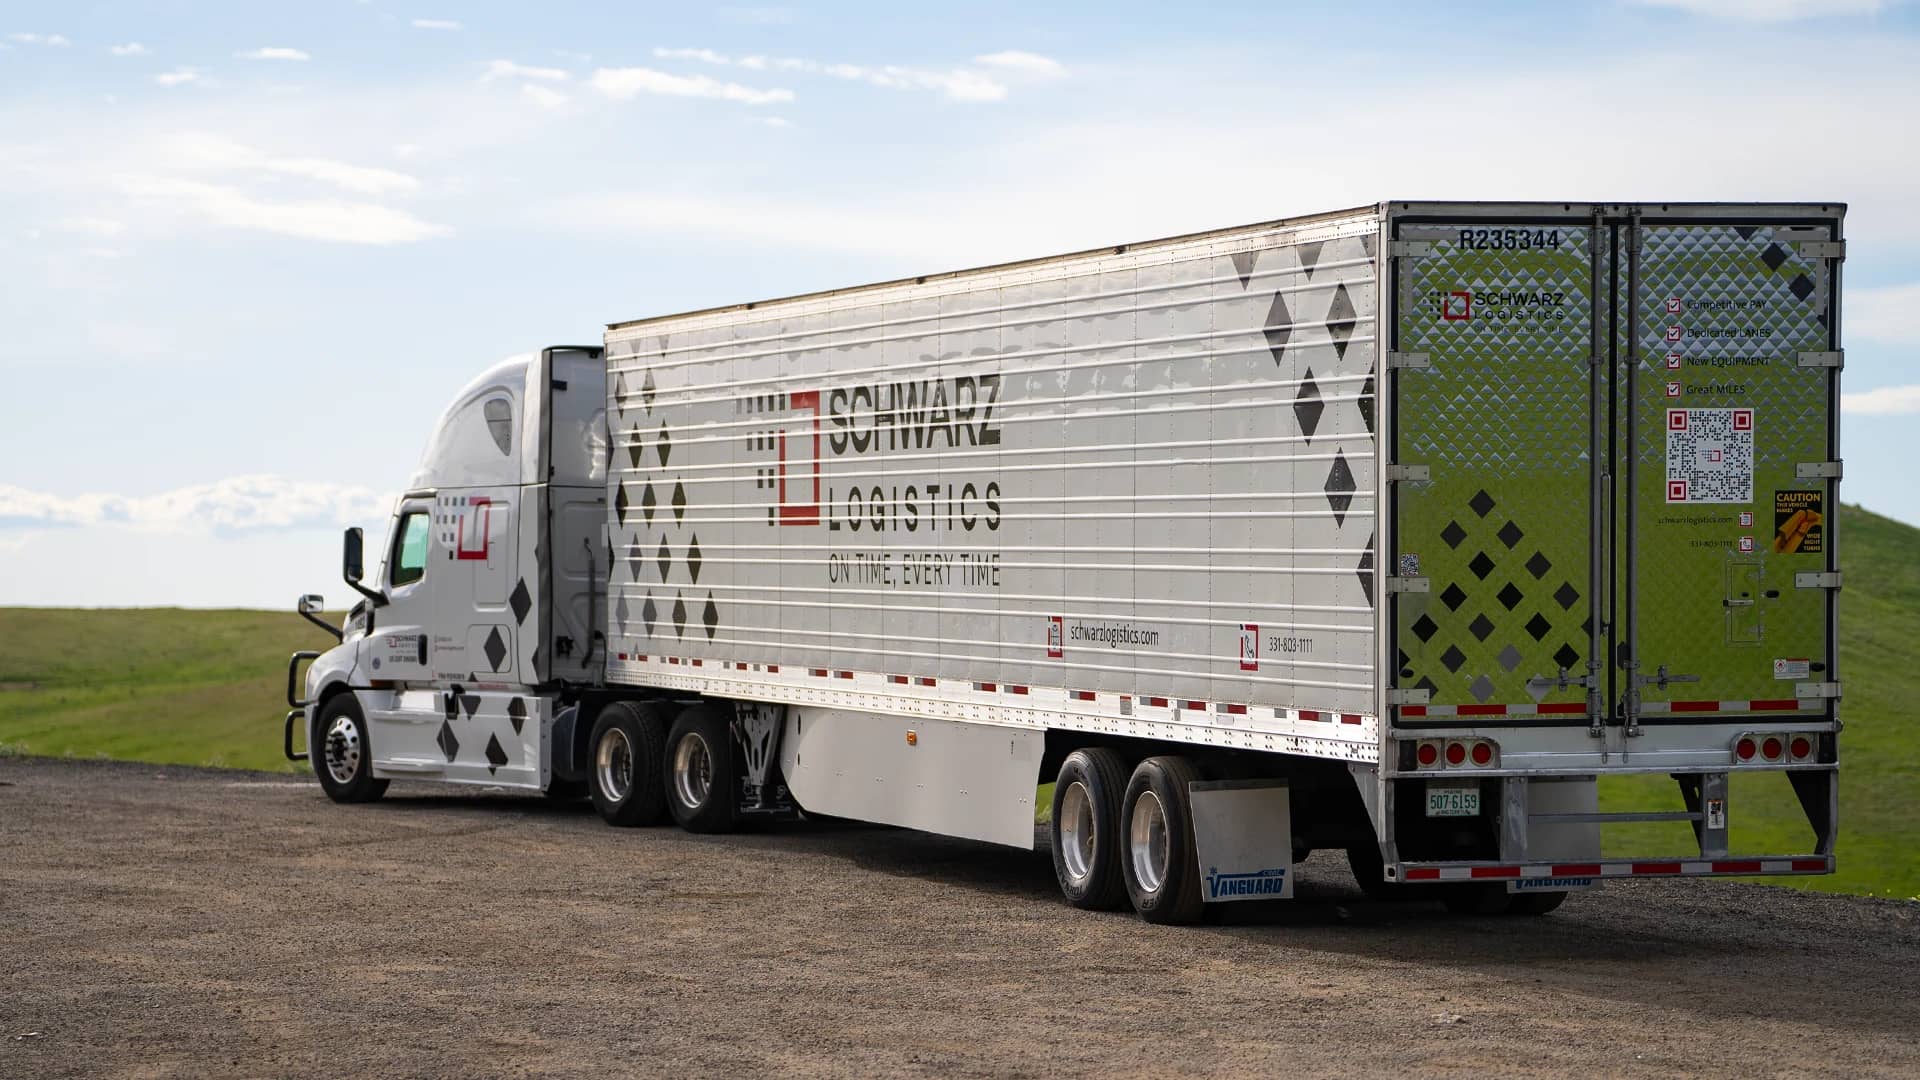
[1,757,1916,1078]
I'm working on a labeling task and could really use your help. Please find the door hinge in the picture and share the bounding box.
[1797,350,1844,369]
[1386,576,1430,594]
[1386,351,1430,370]
[1796,460,1843,480]
[1388,240,1435,259]
[1795,571,1842,590]
[1387,464,1430,482]
[1387,688,1432,706]
[1795,681,1841,700]
[1794,239,1846,260]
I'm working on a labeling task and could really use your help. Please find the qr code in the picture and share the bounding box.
[1665,408,1754,504]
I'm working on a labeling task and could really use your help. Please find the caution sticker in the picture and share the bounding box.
[1772,490,1824,553]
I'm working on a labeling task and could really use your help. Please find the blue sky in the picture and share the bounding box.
[1,0,1916,608]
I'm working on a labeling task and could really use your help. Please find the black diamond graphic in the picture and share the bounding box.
[687,534,703,583]
[1362,233,1377,258]
[1469,613,1495,641]
[672,593,687,639]
[615,483,630,524]
[459,693,480,719]
[1295,240,1325,274]
[642,593,657,636]
[443,692,458,720]
[1412,614,1439,642]
[1440,582,1468,611]
[657,425,672,466]
[641,483,658,524]
[1469,552,1496,580]
[1323,452,1356,526]
[1357,533,1375,608]
[702,593,719,640]
[615,372,629,411]
[1789,273,1815,302]
[1264,290,1294,363]
[483,627,507,672]
[1440,644,1466,673]
[1293,367,1323,441]
[1497,521,1524,549]
[1526,551,1552,579]
[1326,283,1358,361]
[1359,373,1375,435]
[1415,676,1438,695]
[437,720,459,762]
[509,580,531,625]
[627,533,644,580]
[1554,643,1581,670]
[641,370,656,412]
[615,592,630,630]
[1554,582,1579,610]
[485,733,509,775]
[657,538,672,581]
[1497,582,1524,610]
[1468,489,1496,518]
[627,426,644,470]
[1230,249,1256,289]
[1736,226,1758,239]
[1760,243,1787,271]
[507,697,527,735]
[1440,520,1467,549]
[672,480,687,523]
[1526,613,1553,641]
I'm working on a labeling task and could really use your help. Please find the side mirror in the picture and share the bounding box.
[298,593,325,615]
[343,527,365,583]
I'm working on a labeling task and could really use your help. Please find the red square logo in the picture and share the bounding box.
[1739,511,1754,527]
[1046,616,1063,659]
[1666,325,1684,342]
[1668,409,1688,432]
[1666,297,1684,314]
[1668,480,1689,502]
[1733,409,1753,431]
[1442,291,1473,322]
[1239,624,1259,672]
[1666,382,1682,398]
[1665,352,1683,370]
[1739,536,1755,553]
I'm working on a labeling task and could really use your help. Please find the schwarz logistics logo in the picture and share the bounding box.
[1205,866,1288,899]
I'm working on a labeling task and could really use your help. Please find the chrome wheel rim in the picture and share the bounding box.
[322,715,360,785]
[672,731,713,810]
[1058,780,1097,885]
[596,727,634,803]
[1129,789,1169,894]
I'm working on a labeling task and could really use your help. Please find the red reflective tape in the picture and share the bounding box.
[766,665,779,673]
[1552,863,1603,877]
[1340,713,1364,725]
[1538,702,1589,715]
[889,675,909,684]
[1670,700,1720,712]
[1183,700,1206,711]
[978,682,997,692]
[1221,703,1247,715]
[668,657,680,665]
[1072,690,1096,701]
[835,670,854,680]
[1455,704,1507,717]
[915,677,935,687]
[1402,867,1441,881]
[1712,860,1764,874]
[1145,696,1168,708]
[1470,866,1521,879]
[1299,709,1321,722]
[1791,858,1829,872]
[809,668,828,678]
[1633,862,1683,875]
[1751,699,1801,711]
[617,653,628,661]
[692,659,703,667]
[1008,685,1029,696]
[1400,705,1429,718]
[635,655,648,662]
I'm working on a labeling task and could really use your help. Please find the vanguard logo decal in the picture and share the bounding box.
[1204,866,1288,899]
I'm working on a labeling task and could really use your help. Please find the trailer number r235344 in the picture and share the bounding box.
[1457,228,1562,251]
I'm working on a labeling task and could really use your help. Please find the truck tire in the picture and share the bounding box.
[1345,841,1412,902]
[1050,748,1129,911]
[588,701,668,827]
[665,705,736,833]
[313,694,388,804]
[1119,756,1205,925]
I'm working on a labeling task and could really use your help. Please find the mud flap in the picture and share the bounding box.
[1190,780,1294,902]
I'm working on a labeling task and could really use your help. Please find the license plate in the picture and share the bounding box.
[1426,785,1479,817]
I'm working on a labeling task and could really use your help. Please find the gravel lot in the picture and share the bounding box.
[2,756,1916,1078]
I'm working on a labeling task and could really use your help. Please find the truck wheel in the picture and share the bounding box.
[588,702,668,827]
[313,694,388,804]
[1120,756,1205,925]
[1346,842,1411,902]
[1050,748,1129,911]
[665,705,736,833]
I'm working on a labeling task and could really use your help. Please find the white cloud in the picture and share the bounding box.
[654,47,731,65]
[51,216,126,237]
[544,191,991,260]
[0,476,390,535]
[9,32,71,47]
[109,42,147,56]
[663,50,1015,102]
[158,132,421,196]
[1847,282,1920,343]
[485,58,569,82]
[1631,0,1888,18]
[155,68,203,88]
[973,50,1066,78]
[521,83,569,109]
[237,47,311,62]
[117,175,451,245]
[1842,385,1920,415]
[411,18,462,30]
[591,67,794,105]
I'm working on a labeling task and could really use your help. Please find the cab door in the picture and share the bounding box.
[365,499,436,684]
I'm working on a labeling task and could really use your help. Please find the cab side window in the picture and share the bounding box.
[390,511,431,587]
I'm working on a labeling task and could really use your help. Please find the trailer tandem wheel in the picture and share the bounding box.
[1120,756,1206,925]
[588,701,668,827]
[665,704,737,834]
[1050,748,1130,911]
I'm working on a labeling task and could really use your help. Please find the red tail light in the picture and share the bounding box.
[1416,742,1439,767]
[1470,741,1493,766]
[1735,737,1757,761]
[1444,742,1467,766]
[1790,735,1813,761]
[1761,736,1783,761]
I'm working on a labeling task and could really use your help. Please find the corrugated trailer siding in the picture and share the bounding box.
[605,208,1384,738]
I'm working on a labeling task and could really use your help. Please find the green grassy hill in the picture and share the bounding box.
[1,503,1915,897]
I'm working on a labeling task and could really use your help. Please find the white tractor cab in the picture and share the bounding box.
[287,346,613,800]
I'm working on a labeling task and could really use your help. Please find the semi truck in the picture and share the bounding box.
[283,201,1844,923]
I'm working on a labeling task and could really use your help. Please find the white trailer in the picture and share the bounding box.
[287,201,1844,923]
